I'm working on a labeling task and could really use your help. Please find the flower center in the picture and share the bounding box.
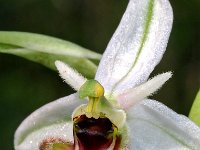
[79,79,105,119]
[71,80,126,149]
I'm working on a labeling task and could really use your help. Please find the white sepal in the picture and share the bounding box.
[14,93,86,150]
[116,72,172,109]
[95,0,173,96]
[126,100,200,150]
[55,60,87,91]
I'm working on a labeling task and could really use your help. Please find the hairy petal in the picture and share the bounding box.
[55,60,87,91]
[116,72,172,109]
[95,0,173,96]
[14,93,86,150]
[126,100,200,150]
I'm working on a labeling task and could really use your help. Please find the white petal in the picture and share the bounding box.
[55,60,87,91]
[117,72,172,109]
[126,100,200,150]
[14,93,86,150]
[95,0,173,96]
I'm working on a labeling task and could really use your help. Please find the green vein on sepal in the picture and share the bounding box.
[110,0,154,95]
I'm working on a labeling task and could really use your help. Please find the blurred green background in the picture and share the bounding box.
[0,0,199,149]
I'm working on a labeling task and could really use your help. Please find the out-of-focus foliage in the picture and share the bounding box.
[0,31,101,78]
[189,89,200,126]
[0,0,199,149]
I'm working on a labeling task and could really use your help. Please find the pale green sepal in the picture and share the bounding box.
[189,89,200,126]
[0,32,101,78]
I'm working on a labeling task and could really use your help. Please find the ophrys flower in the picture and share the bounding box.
[14,0,200,149]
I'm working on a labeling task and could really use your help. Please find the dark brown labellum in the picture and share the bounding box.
[73,115,121,150]
[39,115,122,150]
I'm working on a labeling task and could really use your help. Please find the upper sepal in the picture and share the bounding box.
[95,0,173,97]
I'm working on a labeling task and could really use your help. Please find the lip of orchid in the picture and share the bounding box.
[73,114,121,150]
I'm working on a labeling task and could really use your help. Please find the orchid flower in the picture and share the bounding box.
[14,0,200,149]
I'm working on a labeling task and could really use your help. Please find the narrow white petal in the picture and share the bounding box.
[55,60,87,91]
[117,72,172,109]
[14,93,86,150]
[95,0,173,96]
[126,100,200,150]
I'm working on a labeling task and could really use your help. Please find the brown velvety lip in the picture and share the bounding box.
[73,115,121,150]
[40,115,122,150]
